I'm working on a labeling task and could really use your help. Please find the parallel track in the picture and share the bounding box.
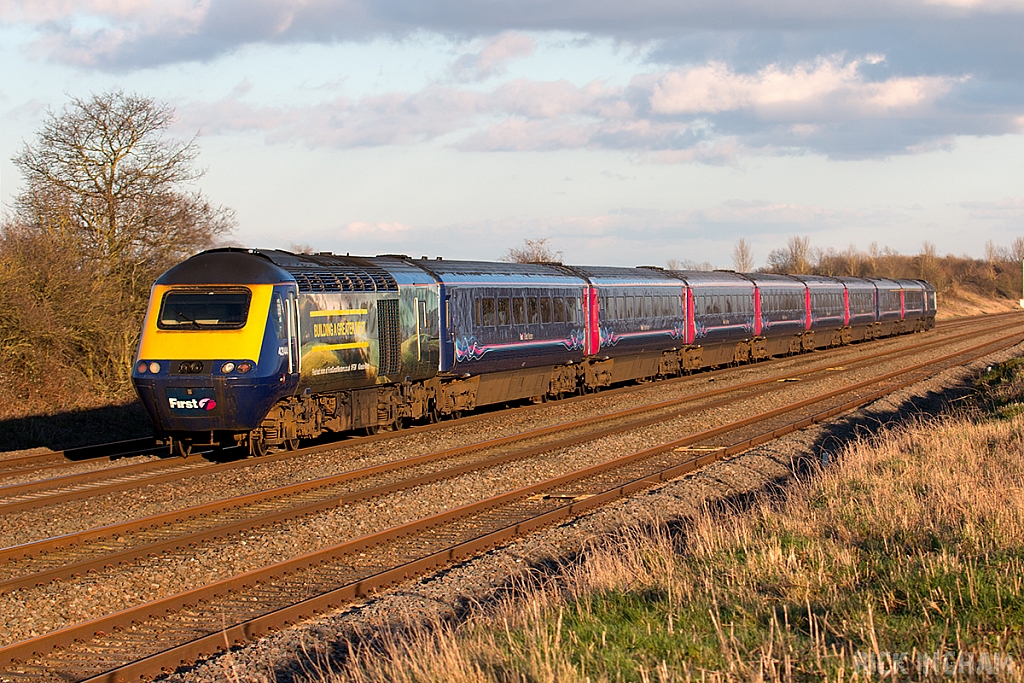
[4,317,1019,573]
[0,319,1020,682]
[2,313,1021,519]
[0,309,1013,481]
[0,440,156,481]
[0,315,1020,593]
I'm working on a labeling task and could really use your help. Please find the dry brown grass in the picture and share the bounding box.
[267,362,1024,683]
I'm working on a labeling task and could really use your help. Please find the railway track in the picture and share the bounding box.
[2,312,1021,521]
[0,313,1020,593]
[0,309,1013,481]
[0,439,157,481]
[0,317,1020,682]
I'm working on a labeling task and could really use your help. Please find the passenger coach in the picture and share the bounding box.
[133,249,936,456]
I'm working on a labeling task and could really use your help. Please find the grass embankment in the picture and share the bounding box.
[301,358,1024,683]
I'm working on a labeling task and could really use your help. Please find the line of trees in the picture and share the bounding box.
[504,235,1023,303]
[0,91,234,417]
[761,236,1024,300]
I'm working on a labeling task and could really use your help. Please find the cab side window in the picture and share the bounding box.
[270,293,286,339]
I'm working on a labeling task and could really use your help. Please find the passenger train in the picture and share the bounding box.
[132,249,936,456]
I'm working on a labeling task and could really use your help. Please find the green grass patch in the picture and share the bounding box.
[324,357,1024,683]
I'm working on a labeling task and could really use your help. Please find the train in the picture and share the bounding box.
[131,249,937,456]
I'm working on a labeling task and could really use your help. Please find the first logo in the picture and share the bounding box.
[168,397,217,411]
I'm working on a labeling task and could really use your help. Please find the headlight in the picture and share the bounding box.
[221,362,236,374]
[148,361,161,374]
[236,361,253,374]
[137,361,148,374]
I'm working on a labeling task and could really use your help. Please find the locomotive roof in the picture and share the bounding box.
[256,249,400,292]
[155,249,293,286]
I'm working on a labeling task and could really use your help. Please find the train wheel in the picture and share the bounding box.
[249,435,268,457]
[172,439,192,458]
[283,438,300,451]
[363,424,380,436]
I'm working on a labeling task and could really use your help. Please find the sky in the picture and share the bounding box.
[1,1,1023,269]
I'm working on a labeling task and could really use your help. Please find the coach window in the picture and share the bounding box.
[527,297,539,324]
[643,296,653,318]
[512,298,525,325]
[553,297,565,323]
[566,298,577,323]
[473,298,481,327]
[540,297,552,324]
[497,298,510,326]
[482,298,496,327]
[624,296,633,319]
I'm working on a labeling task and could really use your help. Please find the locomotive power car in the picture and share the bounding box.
[132,249,936,456]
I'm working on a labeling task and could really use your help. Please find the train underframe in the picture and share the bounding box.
[165,318,932,457]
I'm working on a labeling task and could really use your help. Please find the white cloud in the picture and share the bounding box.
[649,56,958,119]
[177,52,981,161]
[449,32,535,82]
[7,0,1024,70]
[963,197,1024,219]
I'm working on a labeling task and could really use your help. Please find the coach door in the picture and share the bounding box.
[284,289,300,375]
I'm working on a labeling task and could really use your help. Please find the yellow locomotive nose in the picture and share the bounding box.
[137,284,274,363]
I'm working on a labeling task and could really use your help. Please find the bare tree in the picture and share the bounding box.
[787,235,812,274]
[11,90,235,306]
[666,258,714,271]
[918,241,938,279]
[1011,236,1024,263]
[731,238,754,272]
[3,91,235,399]
[501,237,562,264]
[765,236,812,274]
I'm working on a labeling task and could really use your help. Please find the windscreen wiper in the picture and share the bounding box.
[171,308,202,328]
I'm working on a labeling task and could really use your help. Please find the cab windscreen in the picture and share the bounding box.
[157,289,251,329]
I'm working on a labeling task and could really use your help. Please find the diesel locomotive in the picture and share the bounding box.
[132,248,936,456]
